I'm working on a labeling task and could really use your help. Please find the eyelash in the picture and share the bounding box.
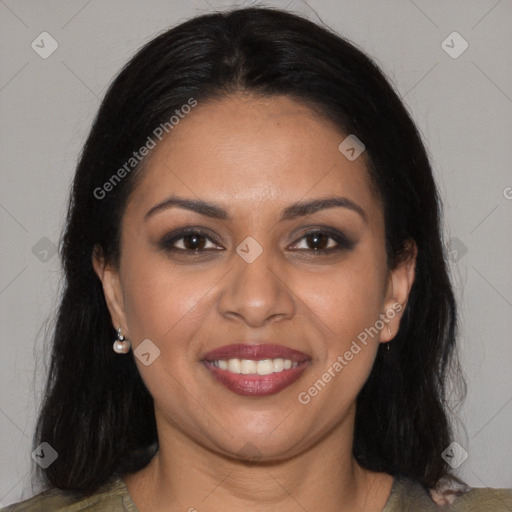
[158,227,355,255]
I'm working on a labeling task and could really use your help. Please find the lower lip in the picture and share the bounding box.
[202,361,310,396]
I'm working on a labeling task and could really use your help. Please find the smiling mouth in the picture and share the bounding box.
[201,343,311,396]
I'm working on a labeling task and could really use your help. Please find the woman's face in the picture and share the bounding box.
[96,93,414,460]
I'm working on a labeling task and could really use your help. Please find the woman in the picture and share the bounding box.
[4,6,511,511]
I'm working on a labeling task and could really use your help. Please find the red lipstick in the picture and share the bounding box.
[201,343,311,397]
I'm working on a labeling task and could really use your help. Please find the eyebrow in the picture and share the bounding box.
[144,195,367,223]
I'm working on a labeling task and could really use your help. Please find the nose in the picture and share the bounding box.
[217,243,296,328]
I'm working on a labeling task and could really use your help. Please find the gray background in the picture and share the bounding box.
[1,0,511,505]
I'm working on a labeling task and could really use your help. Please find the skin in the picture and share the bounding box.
[93,92,416,512]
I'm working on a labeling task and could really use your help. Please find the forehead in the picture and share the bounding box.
[124,93,381,223]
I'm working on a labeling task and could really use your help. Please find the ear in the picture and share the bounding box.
[380,239,417,343]
[92,245,129,336]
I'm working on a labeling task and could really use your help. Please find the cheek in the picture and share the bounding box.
[120,251,214,348]
[306,253,387,342]
[295,256,387,419]
[119,256,214,406]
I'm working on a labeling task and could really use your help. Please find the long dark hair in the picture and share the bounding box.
[33,6,464,496]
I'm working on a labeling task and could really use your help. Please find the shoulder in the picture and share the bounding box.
[384,474,512,511]
[1,477,138,512]
[449,486,512,511]
[429,475,512,511]
[383,475,439,511]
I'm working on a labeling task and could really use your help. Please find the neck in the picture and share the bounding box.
[123,410,393,511]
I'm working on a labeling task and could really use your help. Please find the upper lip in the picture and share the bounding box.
[202,343,311,363]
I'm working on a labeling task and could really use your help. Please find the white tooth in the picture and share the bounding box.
[256,359,275,375]
[217,357,301,374]
[273,358,284,372]
[228,358,241,373]
[240,359,257,374]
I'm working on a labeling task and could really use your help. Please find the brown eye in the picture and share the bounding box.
[290,228,355,254]
[304,231,332,251]
[159,229,222,253]
[181,233,207,250]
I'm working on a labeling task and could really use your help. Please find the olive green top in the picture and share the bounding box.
[2,475,512,511]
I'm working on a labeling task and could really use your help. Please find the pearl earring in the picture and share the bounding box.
[113,327,131,354]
